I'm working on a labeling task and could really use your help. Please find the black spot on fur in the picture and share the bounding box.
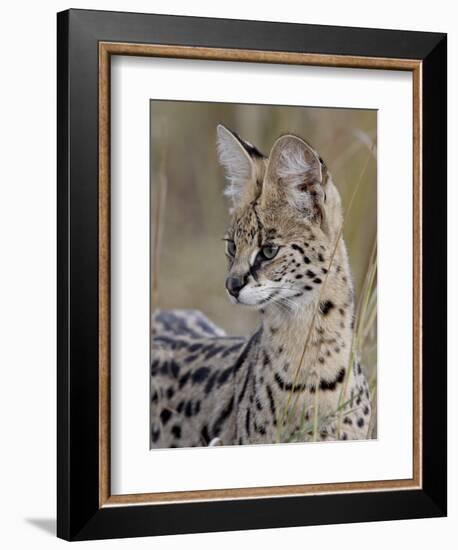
[291,244,304,254]
[201,425,210,445]
[221,342,243,357]
[188,342,203,352]
[254,421,266,435]
[245,408,251,436]
[314,278,322,284]
[343,417,352,425]
[304,285,313,291]
[151,359,160,376]
[204,371,218,394]
[185,401,195,417]
[238,361,254,404]
[320,300,335,315]
[218,365,234,385]
[170,361,180,378]
[160,362,170,375]
[192,367,210,383]
[151,427,161,443]
[357,417,365,428]
[262,351,270,368]
[212,396,234,437]
[306,269,316,279]
[178,371,190,389]
[303,256,311,264]
[233,328,262,375]
[204,346,225,360]
[160,409,172,425]
[318,253,325,262]
[166,387,175,399]
[266,385,276,424]
[171,425,182,439]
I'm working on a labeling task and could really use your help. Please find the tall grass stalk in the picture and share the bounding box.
[151,134,168,310]
[336,240,377,439]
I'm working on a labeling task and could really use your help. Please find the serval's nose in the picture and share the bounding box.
[225,275,247,298]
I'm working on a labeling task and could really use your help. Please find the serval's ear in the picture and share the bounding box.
[216,124,265,209]
[263,134,325,222]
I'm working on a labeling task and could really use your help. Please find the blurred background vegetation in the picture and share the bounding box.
[150,101,377,423]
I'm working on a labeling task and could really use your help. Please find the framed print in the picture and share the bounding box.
[57,9,447,541]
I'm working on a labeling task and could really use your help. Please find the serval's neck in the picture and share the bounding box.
[249,247,354,401]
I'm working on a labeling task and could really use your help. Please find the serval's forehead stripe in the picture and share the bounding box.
[230,201,281,246]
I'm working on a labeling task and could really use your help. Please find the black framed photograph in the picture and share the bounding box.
[57,9,447,541]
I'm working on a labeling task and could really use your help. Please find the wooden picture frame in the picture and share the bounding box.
[57,8,447,541]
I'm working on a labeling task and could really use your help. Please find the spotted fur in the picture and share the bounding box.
[150,125,372,448]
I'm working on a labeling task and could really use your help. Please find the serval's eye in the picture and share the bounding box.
[225,240,236,257]
[259,244,279,261]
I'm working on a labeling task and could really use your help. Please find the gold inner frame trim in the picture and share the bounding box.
[98,41,422,507]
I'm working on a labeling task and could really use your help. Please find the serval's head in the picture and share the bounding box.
[217,124,346,312]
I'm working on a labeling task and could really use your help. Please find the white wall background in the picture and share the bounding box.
[0,1,454,548]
